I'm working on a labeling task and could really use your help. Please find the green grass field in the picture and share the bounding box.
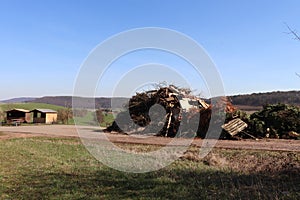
[72,111,114,127]
[0,137,299,199]
[0,102,65,111]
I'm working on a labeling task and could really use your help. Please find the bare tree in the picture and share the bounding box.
[285,23,300,41]
[65,102,73,124]
[57,109,73,124]
[0,110,5,123]
[57,102,73,124]
[95,109,104,125]
[285,23,300,78]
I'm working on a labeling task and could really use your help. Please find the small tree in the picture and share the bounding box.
[57,109,73,124]
[0,110,5,123]
[65,107,73,124]
[57,109,66,124]
[95,109,104,125]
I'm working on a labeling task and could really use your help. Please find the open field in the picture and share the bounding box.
[0,103,65,111]
[0,135,299,199]
[0,126,299,199]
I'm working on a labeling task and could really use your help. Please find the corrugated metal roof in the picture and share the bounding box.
[31,109,57,113]
[7,108,30,113]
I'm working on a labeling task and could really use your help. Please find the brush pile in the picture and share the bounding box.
[105,85,234,137]
[105,85,300,140]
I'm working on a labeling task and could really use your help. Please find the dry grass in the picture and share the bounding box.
[0,137,299,199]
[0,131,6,136]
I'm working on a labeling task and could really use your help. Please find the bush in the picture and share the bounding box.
[249,104,300,138]
[95,109,104,124]
[0,110,5,122]
[57,109,73,124]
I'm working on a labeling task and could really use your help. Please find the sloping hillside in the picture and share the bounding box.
[1,97,36,103]
[2,90,299,110]
[230,91,300,106]
[29,96,128,109]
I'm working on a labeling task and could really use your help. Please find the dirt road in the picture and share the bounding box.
[0,125,299,152]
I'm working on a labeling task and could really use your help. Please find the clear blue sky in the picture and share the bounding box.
[1,0,300,100]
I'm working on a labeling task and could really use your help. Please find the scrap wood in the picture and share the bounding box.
[241,131,258,140]
[222,118,248,136]
[105,85,240,139]
[288,131,300,138]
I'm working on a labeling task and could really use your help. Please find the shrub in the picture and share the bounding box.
[249,104,300,138]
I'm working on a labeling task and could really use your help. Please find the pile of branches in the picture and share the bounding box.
[105,85,300,140]
[129,86,181,137]
[104,84,241,138]
[105,85,215,137]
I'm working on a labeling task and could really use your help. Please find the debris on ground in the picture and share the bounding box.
[105,85,212,137]
[105,85,236,138]
[288,131,300,138]
[104,85,300,140]
[221,118,248,137]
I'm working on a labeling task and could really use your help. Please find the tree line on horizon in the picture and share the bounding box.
[9,90,299,108]
[231,91,300,106]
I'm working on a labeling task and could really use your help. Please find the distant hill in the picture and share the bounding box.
[2,90,299,110]
[230,91,300,107]
[29,96,128,109]
[1,97,36,103]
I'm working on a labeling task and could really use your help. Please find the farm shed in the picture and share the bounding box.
[6,109,31,123]
[31,109,57,124]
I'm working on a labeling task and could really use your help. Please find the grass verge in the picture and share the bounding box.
[0,137,299,199]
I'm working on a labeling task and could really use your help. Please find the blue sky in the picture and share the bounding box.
[1,0,300,100]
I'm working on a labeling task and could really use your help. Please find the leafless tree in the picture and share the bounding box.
[285,23,300,78]
[57,102,73,124]
[95,109,104,125]
[0,110,5,122]
[57,109,73,124]
[285,23,300,41]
